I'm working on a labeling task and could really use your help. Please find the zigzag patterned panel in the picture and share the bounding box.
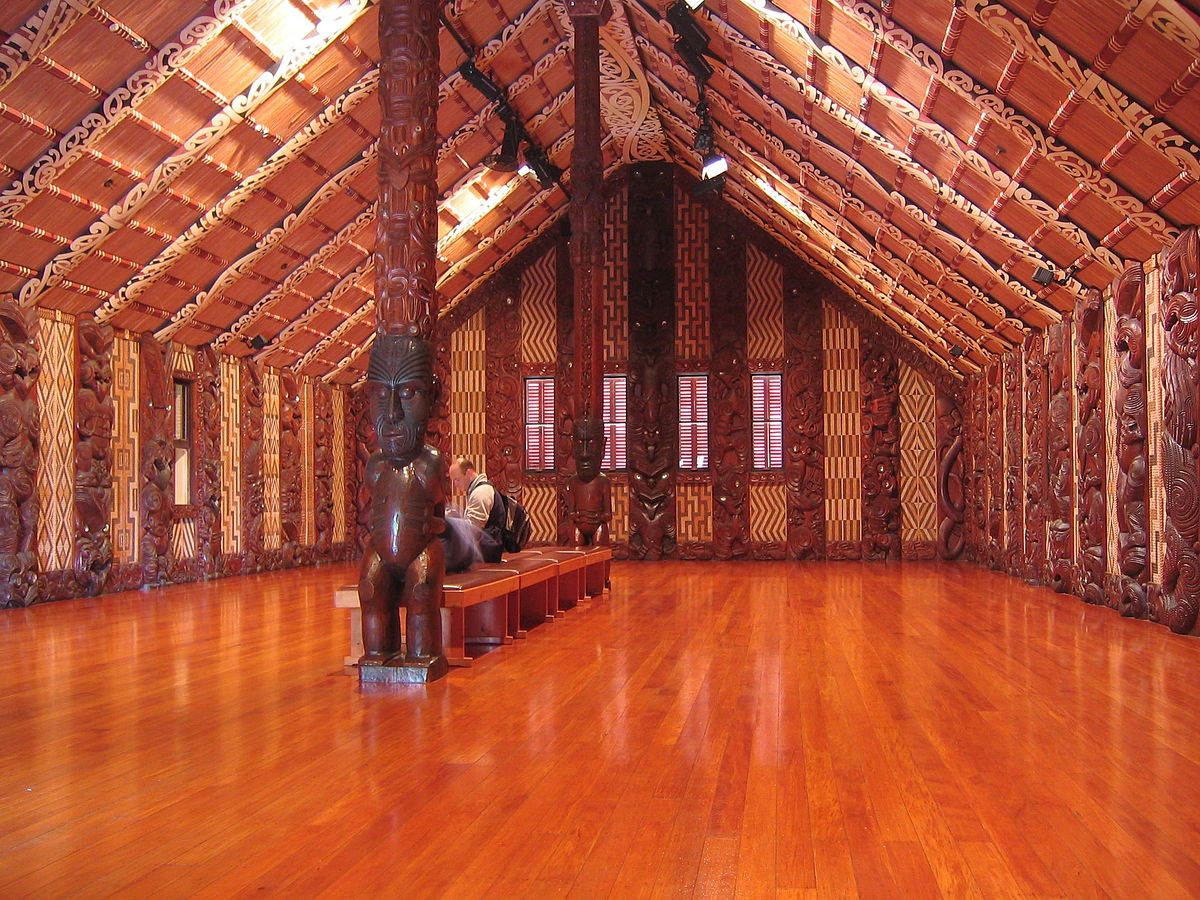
[522,483,558,543]
[610,477,629,542]
[676,482,713,542]
[263,369,281,551]
[899,362,938,542]
[1146,260,1165,583]
[110,332,139,563]
[603,184,629,365]
[749,482,787,542]
[219,356,242,556]
[451,307,488,465]
[36,312,75,572]
[520,249,557,365]
[746,244,784,362]
[172,344,194,373]
[302,378,315,546]
[674,182,709,365]
[1104,294,1119,577]
[823,303,861,542]
[172,517,197,561]
[332,386,346,545]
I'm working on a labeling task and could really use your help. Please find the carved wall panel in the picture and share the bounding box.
[1003,351,1023,575]
[1046,321,1075,592]
[783,265,825,559]
[72,319,113,595]
[823,302,861,557]
[1075,292,1107,605]
[429,317,452,456]
[36,312,73,581]
[985,362,1004,569]
[0,300,40,607]
[935,390,965,560]
[555,239,576,543]
[861,331,901,560]
[262,370,280,552]
[219,355,241,559]
[1023,334,1048,582]
[709,213,750,560]
[191,346,221,577]
[313,382,334,555]
[627,163,676,560]
[351,385,373,555]
[278,373,302,566]
[240,359,264,569]
[899,362,937,559]
[1159,226,1200,635]
[1113,262,1148,618]
[139,334,173,586]
[331,384,346,546]
[110,333,139,568]
[486,274,523,494]
[961,376,985,562]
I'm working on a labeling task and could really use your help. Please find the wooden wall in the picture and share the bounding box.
[442,163,963,561]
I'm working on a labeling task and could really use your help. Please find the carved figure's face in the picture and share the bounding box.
[367,334,432,463]
[573,416,605,480]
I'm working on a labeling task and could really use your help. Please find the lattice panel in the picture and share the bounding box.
[675,182,709,364]
[263,369,281,551]
[746,244,784,361]
[219,356,242,556]
[610,478,629,542]
[36,312,75,571]
[749,482,787,542]
[1147,260,1165,583]
[302,378,314,546]
[520,248,557,365]
[451,307,487,464]
[1070,327,1079,563]
[522,483,558,543]
[332,386,346,544]
[110,332,139,563]
[1104,291,1119,577]
[677,482,713,542]
[172,344,194,373]
[603,184,629,365]
[172,517,197,560]
[899,362,937,542]
[822,302,861,542]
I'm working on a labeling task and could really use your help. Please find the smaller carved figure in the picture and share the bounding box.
[357,333,448,678]
[564,414,611,546]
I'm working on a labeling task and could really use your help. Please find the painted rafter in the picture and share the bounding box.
[0,1,105,92]
[257,257,373,366]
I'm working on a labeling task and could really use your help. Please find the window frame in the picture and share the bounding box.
[524,376,556,472]
[677,373,710,471]
[172,377,194,507]
[751,372,784,470]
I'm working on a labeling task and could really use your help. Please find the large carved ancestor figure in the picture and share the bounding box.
[1113,262,1148,617]
[240,359,265,570]
[73,319,114,595]
[935,391,964,560]
[783,274,824,559]
[1023,335,1048,583]
[357,334,448,681]
[861,335,901,560]
[1075,291,1107,605]
[193,346,221,577]
[278,373,303,567]
[564,414,611,545]
[0,300,40,607]
[1046,322,1075,593]
[1160,226,1200,635]
[139,334,173,586]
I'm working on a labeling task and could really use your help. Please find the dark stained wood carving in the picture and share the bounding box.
[963,375,986,562]
[565,415,612,545]
[240,359,264,570]
[1075,290,1107,606]
[627,163,676,560]
[1113,262,1148,618]
[1003,351,1023,575]
[935,389,964,560]
[313,382,334,556]
[193,346,221,578]
[555,238,577,544]
[428,318,452,457]
[73,318,113,595]
[139,334,173,586]
[1046,321,1075,593]
[861,332,901,560]
[1023,334,1048,583]
[1160,226,1200,635]
[0,300,40,608]
[986,362,1004,570]
[278,373,303,567]
[709,216,749,560]
[783,265,825,559]
[485,276,523,495]
[352,384,374,555]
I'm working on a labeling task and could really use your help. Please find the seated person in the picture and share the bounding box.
[449,457,504,563]
[441,508,500,573]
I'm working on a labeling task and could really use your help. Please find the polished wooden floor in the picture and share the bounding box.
[3,560,1199,898]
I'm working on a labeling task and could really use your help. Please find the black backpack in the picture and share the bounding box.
[495,491,532,553]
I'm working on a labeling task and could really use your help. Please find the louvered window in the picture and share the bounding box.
[173,379,193,505]
[524,377,555,471]
[602,375,627,470]
[678,374,709,470]
[751,373,784,469]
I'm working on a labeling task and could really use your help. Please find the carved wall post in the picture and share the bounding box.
[313,382,334,556]
[1112,262,1148,617]
[139,333,173,586]
[935,390,964,560]
[1075,290,1107,605]
[783,265,825,559]
[240,359,264,571]
[73,318,113,595]
[1046,321,1075,592]
[278,373,302,567]
[1003,350,1023,575]
[985,362,1004,569]
[556,239,577,544]
[963,376,986,562]
[193,345,221,578]
[1160,226,1200,635]
[351,384,373,554]
[1023,333,1048,582]
[485,279,523,494]
[861,332,901,560]
[0,299,40,607]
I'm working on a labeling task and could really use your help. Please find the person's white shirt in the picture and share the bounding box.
[464,473,496,529]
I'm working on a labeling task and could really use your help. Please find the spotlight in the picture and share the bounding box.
[1032,266,1054,286]
[458,60,504,103]
[693,172,726,197]
[524,150,562,189]
[676,41,713,85]
[249,335,268,351]
[949,344,964,358]
[667,2,709,52]
[701,152,727,180]
[484,118,522,172]
[683,0,706,8]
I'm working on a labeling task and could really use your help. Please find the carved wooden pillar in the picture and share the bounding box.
[935,390,964,560]
[429,317,452,455]
[710,215,749,559]
[861,331,901,560]
[73,318,113,595]
[555,239,577,544]
[1003,350,1023,575]
[963,375,985,562]
[783,265,825,559]
[313,382,334,557]
[486,278,523,494]
[240,359,264,571]
[193,345,221,578]
[627,163,676,559]
[1112,262,1148,617]
[139,334,173,586]
[1046,321,1075,592]
[1160,226,1200,635]
[0,300,40,608]
[985,362,1004,569]
[1023,333,1048,583]
[351,384,373,554]
[278,373,302,567]
[1075,290,1107,605]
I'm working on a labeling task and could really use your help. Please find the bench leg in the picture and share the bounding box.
[509,587,527,640]
[345,608,364,667]
[441,607,471,667]
[465,595,510,648]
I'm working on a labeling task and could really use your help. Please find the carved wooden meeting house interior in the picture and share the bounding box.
[2,0,1200,895]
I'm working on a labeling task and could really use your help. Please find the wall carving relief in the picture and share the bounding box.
[193,345,221,577]
[1075,291,1107,606]
[861,334,901,560]
[485,278,523,495]
[1113,262,1148,618]
[240,359,265,569]
[1023,334,1048,583]
[278,373,303,567]
[935,390,964,560]
[313,382,334,556]
[783,269,825,559]
[1046,321,1075,593]
[351,384,374,555]
[1003,351,1023,575]
[0,300,40,607]
[73,319,113,595]
[986,363,1004,570]
[139,334,173,586]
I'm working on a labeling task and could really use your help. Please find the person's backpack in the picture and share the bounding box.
[494,491,532,553]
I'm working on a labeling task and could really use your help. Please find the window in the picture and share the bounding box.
[602,375,627,470]
[173,379,193,505]
[678,375,709,470]
[752,373,784,469]
[524,377,555,470]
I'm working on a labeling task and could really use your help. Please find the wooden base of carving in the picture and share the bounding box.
[359,654,448,683]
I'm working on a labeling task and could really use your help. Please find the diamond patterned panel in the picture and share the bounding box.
[36,312,74,571]
[823,302,861,542]
[219,356,241,555]
[899,362,937,542]
[263,369,281,551]
[110,332,139,563]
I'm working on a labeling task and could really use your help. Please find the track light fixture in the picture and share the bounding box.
[523,148,563,189]
[458,60,503,103]
[1032,266,1054,286]
[484,115,523,172]
[700,152,728,181]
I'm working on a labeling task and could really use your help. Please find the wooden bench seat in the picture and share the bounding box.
[494,556,559,637]
[530,549,587,612]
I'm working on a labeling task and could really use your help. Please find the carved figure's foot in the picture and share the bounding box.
[359,651,392,666]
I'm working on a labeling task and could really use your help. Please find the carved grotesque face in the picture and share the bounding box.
[573,415,605,480]
[366,333,433,463]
